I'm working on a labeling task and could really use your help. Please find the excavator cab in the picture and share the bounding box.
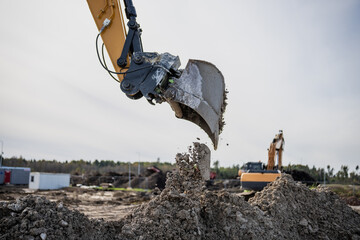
[87,0,226,149]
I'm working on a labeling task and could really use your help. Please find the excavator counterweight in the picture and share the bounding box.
[87,0,226,148]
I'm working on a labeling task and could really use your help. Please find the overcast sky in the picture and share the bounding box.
[1,1,359,172]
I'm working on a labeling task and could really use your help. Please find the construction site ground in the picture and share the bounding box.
[1,183,359,222]
[0,186,150,221]
[1,144,360,239]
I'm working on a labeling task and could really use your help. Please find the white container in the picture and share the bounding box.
[29,172,70,190]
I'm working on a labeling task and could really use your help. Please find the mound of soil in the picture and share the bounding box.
[1,143,360,239]
[72,173,134,187]
[118,171,167,190]
[249,174,360,239]
[116,143,282,239]
[0,196,117,240]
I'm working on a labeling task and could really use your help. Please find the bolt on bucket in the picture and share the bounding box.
[164,60,227,149]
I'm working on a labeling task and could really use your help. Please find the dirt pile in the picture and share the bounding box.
[249,174,360,239]
[117,167,167,190]
[72,174,131,187]
[1,143,360,239]
[114,143,282,239]
[0,195,119,240]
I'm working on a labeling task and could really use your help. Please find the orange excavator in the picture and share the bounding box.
[239,130,285,190]
[86,0,226,149]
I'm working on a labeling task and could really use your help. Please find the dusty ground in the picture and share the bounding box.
[0,180,359,221]
[1,143,360,239]
[0,186,150,221]
[0,181,359,221]
[352,206,360,214]
[3,185,359,220]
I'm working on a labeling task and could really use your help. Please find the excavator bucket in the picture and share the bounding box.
[164,60,227,149]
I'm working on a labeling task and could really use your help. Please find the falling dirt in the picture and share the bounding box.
[1,142,360,239]
[219,89,228,134]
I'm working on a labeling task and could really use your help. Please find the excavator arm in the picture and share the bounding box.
[267,130,285,170]
[87,0,127,81]
[87,0,226,149]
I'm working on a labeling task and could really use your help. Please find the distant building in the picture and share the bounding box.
[29,172,70,190]
[0,166,31,185]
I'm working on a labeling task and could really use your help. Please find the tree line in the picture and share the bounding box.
[2,157,359,184]
[285,164,360,185]
[2,157,175,176]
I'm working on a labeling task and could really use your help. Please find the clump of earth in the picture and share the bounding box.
[1,143,360,240]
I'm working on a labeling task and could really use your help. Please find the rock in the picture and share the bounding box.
[57,202,64,209]
[7,202,25,212]
[194,143,211,180]
[59,220,68,227]
[299,218,308,227]
[40,232,47,240]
